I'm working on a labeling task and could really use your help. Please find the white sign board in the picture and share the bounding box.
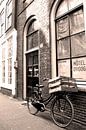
[72,57,86,80]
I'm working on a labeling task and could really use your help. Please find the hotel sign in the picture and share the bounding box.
[72,57,86,80]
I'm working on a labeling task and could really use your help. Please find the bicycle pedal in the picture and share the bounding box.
[40,107,45,112]
[45,108,50,112]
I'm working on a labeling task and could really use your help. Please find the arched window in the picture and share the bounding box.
[26,19,39,50]
[55,0,86,80]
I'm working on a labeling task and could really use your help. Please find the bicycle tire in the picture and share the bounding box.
[27,97,39,115]
[51,95,74,128]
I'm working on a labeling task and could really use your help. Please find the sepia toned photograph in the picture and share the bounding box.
[0,0,86,130]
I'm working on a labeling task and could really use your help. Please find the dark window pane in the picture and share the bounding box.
[32,32,38,48]
[27,21,34,34]
[33,66,39,77]
[33,55,38,64]
[70,9,84,35]
[28,67,33,76]
[28,56,33,66]
[27,32,38,50]
[57,38,70,59]
[71,32,86,57]
[27,35,33,50]
[57,17,69,39]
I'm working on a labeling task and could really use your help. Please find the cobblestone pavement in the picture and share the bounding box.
[0,93,86,130]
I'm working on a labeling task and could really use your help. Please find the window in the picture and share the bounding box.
[0,9,5,36]
[56,0,85,80]
[2,44,5,83]
[7,37,12,84]
[26,20,39,50]
[6,0,12,29]
[0,0,4,5]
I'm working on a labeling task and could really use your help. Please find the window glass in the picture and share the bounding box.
[33,66,38,77]
[6,0,12,29]
[70,9,84,35]
[27,20,38,50]
[56,0,68,17]
[28,22,34,34]
[32,32,38,48]
[27,32,38,50]
[27,35,33,50]
[72,57,86,80]
[68,0,83,10]
[8,58,12,84]
[58,60,70,77]
[33,54,38,64]
[7,14,12,28]
[57,38,70,59]
[0,9,5,35]
[2,46,5,83]
[2,61,5,83]
[71,32,86,57]
[28,67,33,77]
[57,17,69,39]
[7,37,12,84]
[28,55,33,66]
[8,37,12,57]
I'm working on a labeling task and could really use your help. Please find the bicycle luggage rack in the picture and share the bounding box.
[48,76,78,94]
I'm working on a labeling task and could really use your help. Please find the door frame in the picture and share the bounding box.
[23,16,40,99]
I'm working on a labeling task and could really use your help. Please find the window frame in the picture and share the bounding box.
[0,9,5,36]
[6,0,12,30]
[2,43,5,83]
[55,3,85,78]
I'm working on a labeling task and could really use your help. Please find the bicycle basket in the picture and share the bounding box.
[61,76,78,92]
[48,76,78,93]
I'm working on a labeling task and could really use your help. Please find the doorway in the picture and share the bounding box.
[26,51,39,97]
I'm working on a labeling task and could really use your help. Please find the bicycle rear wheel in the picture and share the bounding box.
[51,95,74,128]
[27,96,39,115]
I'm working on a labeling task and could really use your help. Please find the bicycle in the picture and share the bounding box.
[27,76,78,128]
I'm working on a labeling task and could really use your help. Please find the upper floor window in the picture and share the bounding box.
[0,0,4,5]
[26,20,39,50]
[0,9,5,36]
[6,0,12,30]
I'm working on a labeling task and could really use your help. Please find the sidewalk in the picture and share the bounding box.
[0,93,64,130]
[0,93,85,130]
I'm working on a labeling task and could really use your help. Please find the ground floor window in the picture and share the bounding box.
[56,6,86,80]
[7,37,12,84]
[2,43,5,83]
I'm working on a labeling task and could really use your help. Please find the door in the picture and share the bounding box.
[26,51,39,97]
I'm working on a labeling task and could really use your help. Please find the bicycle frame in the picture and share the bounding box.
[42,93,55,106]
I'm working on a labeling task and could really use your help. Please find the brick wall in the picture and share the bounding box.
[16,0,53,98]
[16,0,86,127]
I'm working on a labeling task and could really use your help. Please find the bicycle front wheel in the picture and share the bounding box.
[51,95,74,128]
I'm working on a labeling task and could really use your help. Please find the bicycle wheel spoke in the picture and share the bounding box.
[51,96,74,128]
